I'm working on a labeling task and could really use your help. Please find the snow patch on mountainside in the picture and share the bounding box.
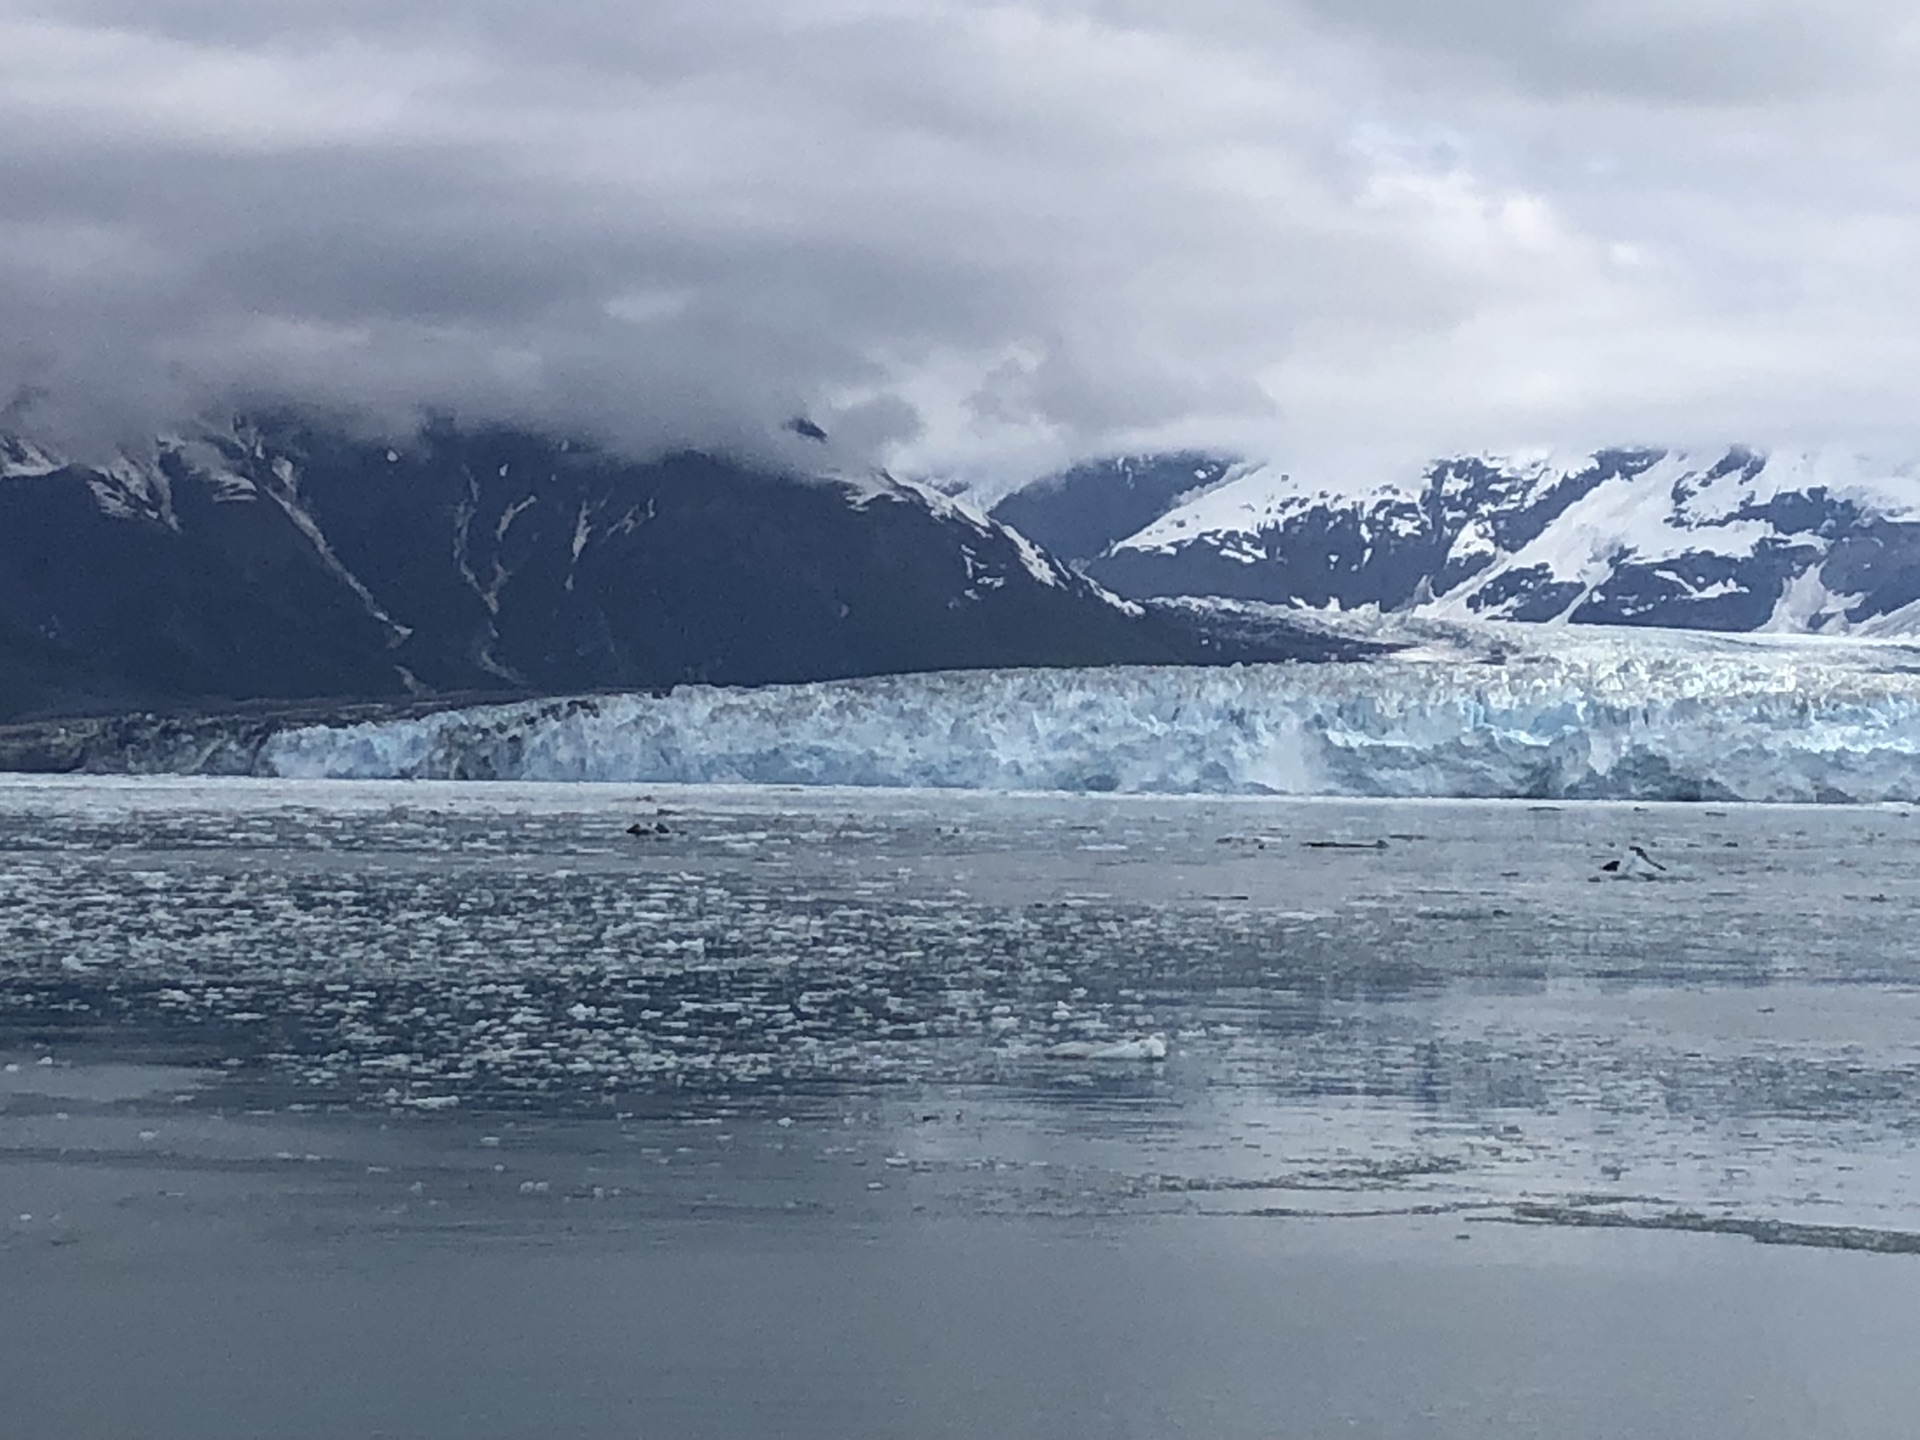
[255,453,413,644]
[1764,566,1864,634]
[843,470,1067,583]
[89,453,179,530]
[836,468,1144,614]
[1677,449,1920,525]
[0,435,63,479]
[1425,452,1773,621]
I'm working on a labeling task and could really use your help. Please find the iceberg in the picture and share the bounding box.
[263,623,1920,803]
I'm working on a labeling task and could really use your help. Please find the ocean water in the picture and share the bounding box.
[3,776,1919,1438]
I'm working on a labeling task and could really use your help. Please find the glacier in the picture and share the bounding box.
[261,621,1920,803]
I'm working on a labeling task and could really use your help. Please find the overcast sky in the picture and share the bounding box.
[4,0,1919,485]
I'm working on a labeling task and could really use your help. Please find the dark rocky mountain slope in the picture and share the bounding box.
[0,416,1340,723]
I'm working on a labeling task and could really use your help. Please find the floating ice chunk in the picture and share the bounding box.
[1047,1034,1168,1062]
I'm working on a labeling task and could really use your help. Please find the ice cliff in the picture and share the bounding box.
[263,623,1920,803]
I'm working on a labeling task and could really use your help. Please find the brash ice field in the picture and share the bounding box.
[3,778,1919,1439]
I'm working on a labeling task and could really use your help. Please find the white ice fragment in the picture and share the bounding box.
[1047,1034,1168,1061]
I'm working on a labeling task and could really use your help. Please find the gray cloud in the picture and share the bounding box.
[3,0,1920,486]
[1292,0,1903,101]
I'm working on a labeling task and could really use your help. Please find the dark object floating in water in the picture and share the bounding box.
[626,822,672,837]
[1302,839,1388,851]
[1599,843,1665,877]
[786,416,829,442]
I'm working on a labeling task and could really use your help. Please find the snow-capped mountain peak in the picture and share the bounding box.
[1000,445,1920,636]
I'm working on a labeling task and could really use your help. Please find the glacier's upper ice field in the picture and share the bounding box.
[264,620,1920,803]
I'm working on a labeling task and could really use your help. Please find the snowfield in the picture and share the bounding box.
[1063,445,1920,633]
[263,620,1920,803]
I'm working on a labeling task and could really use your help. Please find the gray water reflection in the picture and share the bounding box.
[1,778,1918,1238]
[9,779,1920,1439]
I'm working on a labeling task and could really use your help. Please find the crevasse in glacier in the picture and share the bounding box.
[262,624,1920,803]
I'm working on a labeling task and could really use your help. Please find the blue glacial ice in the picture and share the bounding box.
[263,623,1920,803]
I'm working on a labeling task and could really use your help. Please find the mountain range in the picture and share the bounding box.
[10,412,1920,734]
[991,447,1920,634]
[0,415,1344,725]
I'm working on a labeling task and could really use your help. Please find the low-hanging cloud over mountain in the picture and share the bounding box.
[4,0,1919,483]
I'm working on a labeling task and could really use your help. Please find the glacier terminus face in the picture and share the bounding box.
[264,620,1920,804]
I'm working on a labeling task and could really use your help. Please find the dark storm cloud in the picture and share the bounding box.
[3,1,1919,483]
